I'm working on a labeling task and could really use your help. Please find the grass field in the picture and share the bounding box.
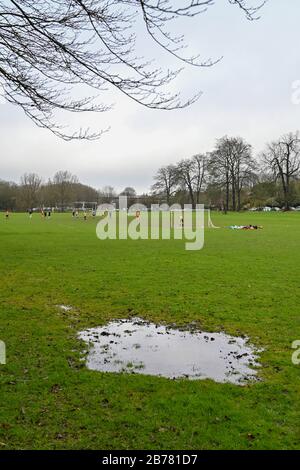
[0,211,299,450]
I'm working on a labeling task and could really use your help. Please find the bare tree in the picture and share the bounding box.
[228,137,256,211]
[98,186,116,204]
[176,159,196,207]
[151,164,177,204]
[20,172,42,209]
[100,186,116,197]
[192,154,207,204]
[175,154,207,207]
[263,132,300,210]
[52,170,79,209]
[0,1,264,139]
[209,136,255,211]
[208,145,231,213]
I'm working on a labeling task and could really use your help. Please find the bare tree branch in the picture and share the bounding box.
[0,0,265,139]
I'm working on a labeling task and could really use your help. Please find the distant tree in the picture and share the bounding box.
[263,132,300,210]
[176,159,196,208]
[119,186,137,207]
[293,180,300,207]
[20,173,42,209]
[0,179,17,210]
[70,182,99,204]
[52,171,79,209]
[208,136,256,211]
[98,186,116,202]
[176,154,207,208]
[151,165,177,204]
[204,182,224,210]
[191,154,207,204]
[120,187,136,197]
[0,1,264,139]
[249,181,279,208]
[39,179,56,207]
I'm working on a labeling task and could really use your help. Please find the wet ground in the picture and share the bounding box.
[57,304,73,312]
[78,318,261,385]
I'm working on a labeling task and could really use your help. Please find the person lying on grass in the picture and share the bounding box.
[229,225,263,230]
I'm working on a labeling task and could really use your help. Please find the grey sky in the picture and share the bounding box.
[1,0,300,194]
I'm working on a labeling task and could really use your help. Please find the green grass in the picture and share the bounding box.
[0,211,299,450]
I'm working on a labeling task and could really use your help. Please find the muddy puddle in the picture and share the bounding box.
[78,318,261,385]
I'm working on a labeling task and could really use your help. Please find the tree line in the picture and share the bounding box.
[1,131,300,212]
[0,171,98,211]
[151,132,300,211]
[0,172,141,211]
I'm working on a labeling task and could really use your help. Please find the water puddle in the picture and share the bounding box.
[57,304,73,312]
[78,318,261,385]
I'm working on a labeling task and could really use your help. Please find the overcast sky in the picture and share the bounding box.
[1,0,300,194]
